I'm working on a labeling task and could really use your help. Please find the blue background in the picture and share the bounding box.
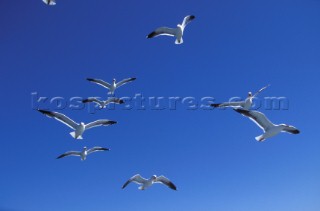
[0,0,320,210]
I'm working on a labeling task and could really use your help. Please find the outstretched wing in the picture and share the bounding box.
[87,78,112,89]
[82,98,104,107]
[181,15,195,27]
[104,97,125,105]
[116,77,136,88]
[234,109,274,132]
[56,151,81,159]
[122,174,147,189]
[87,147,109,154]
[147,27,177,38]
[155,175,177,190]
[211,101,245,108]
[282,125,300,134]
[38,109,78,129]
[253,84,270,97]
[85,120,117,130]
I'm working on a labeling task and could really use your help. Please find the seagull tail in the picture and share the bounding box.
[70,131,76,138]
[255,135,265,142]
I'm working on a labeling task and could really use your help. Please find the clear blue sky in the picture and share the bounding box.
[1,0,320,210]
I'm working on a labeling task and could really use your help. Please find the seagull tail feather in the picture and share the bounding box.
[70,131,76,139]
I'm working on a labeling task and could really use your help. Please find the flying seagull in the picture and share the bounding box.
[122,174,177,190]
[212,84,270,110]
[147,15,196,44]
[234,108,300,141]
[87,77,136,95]
[82,97,124,108]
[57,146,109,161]
[38,109,117,139]
[42,0,56,5]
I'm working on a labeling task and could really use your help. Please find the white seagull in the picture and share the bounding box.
[212,84,270,110]
[122,174,177,190]
[57,146,109,161]
[42,0,56,5]
[234,108,300,142]
[38,109,117,139]
[87,77,136,95]
[82,97,124,108]
[147,15,196,44]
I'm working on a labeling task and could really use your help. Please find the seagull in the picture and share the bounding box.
[38,109,117,139]
[122,174,177,190]
[147,15,195,44]
[82,97,124,108]
[87,77,136,95]
[57,146,109,161]
[42,0,56,5]
[211,84,270,110]
[234,108,300,142]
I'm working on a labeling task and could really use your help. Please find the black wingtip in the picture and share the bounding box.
[190,15,196,20]
[38,109,51,115]
[119,99,125,104]
[86,78,94,81]
[211,104,220,108]
[147,32,157,39]
[293,129,300,134]
[82,99,89,103]
[108,121,117,125]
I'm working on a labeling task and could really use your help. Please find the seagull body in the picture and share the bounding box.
[87,77,136,95]
[42,0,56,5]
[234,108,300,141]
[212,85,270,110]
[38,109,117,139]
[147,15,195,44]
[122,174,177,190]
[82,97,124,108]
[57,146,109,161]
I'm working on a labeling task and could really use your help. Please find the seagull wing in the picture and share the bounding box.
[87,147,109,154]
[211,101,245,108]
[181,15,196,27]
[56,151,81,159]
[155,175,177,190]
[85,120,117,130]
[122,174,147,189]
[147,27,177,38]
[104,97,125,105]
[38,110,78,129]
[82,98,104,107]
[234,109,274,132]
[282,125,300,134]
[116,77,136,88]
[253,84,270,97]
[87,78,112,89]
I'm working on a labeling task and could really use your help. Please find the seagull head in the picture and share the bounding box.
[113,78,116,82]
[248,92,253,97]
[151,175,157,181]
[80,122,85,126]
[83,146,87,150]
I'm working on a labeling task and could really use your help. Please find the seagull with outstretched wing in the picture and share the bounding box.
[57,146,109,160]
[212,84,270,110]
[38,109,117,139]
[122,174,177,190]
[234,108,300,141]
[87,77,136,95]
[147,15,195,44]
